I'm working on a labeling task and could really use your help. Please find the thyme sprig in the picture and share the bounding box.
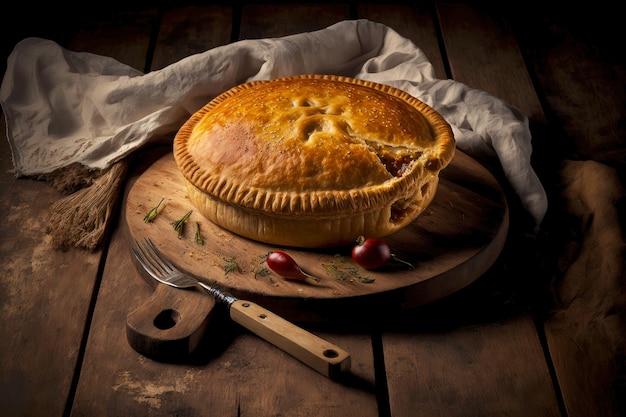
[172,210,192,238]
[143,198,164,223]
[223,257,239,275]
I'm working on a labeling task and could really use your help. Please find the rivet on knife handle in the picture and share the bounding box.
[230,300,351,379]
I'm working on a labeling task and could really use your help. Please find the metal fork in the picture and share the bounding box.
[132,238,238,306]
[132,238,351,379]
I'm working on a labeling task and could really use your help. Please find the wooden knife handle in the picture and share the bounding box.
[229,300,351,379]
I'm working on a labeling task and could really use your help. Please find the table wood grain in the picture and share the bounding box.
[1,2,623,417]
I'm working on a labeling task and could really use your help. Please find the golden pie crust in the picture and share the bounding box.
[173,75,455,247]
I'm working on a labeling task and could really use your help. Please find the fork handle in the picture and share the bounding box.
[229,300,351,379]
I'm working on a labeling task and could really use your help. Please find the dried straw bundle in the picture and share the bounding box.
[44,159,129,251]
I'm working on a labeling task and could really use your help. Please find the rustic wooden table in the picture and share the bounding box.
[1,2,624,417]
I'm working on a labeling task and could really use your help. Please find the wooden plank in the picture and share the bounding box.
[357,2,447,79]
[150,4,233,70]
[380,4,562,416]
[66,7,158,72]
[436,3,544,123]
[70,4,378,416]
[238,2,351,39]
[385,316,560,417]
[0,117,103,417]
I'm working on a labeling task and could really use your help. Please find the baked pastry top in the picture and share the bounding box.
[173,75,455,247]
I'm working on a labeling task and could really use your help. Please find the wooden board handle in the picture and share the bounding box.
[126,284,216,360]
[230,300,351,379]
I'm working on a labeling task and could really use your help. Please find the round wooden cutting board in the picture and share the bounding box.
[124,150,508,324]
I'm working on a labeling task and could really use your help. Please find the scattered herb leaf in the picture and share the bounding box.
[223,257,239,275]
[255,267,271,279]
[172,210,192,238]
[323,262,344,280]
[322,261,374,284]
[194,221,203,245]
[347,266,376,284]
[143,198,164,223]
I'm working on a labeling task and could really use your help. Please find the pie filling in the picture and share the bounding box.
[389,179,432,224]
[372,146,433,224]
[365,140,424,178]
[379,153,416,178]
[391,199,416,223]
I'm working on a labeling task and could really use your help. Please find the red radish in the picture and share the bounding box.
[351,237,391,269]
[352,236,414,270]
[267,251,320,285]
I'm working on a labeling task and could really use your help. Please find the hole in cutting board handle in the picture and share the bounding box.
[154,309,180,329]
[323,349,339,358]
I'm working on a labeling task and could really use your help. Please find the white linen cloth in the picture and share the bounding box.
[0,19,547,225]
